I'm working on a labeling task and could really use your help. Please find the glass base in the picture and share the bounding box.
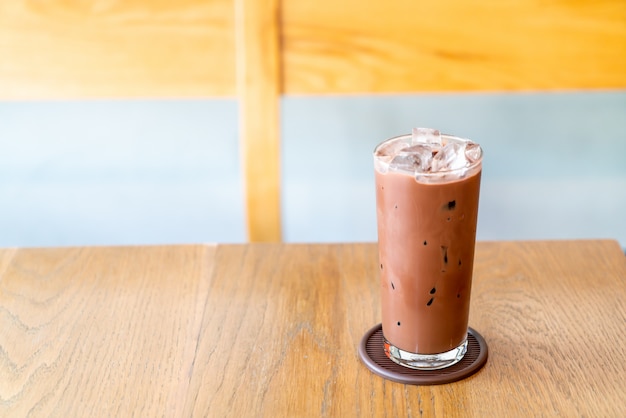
[384,338,468,370]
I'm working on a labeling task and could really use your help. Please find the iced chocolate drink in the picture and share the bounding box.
[374,128,483,370]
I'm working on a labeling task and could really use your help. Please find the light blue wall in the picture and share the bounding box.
[1,100,244,246]
[282,92,626,246]
[1,91,625,247]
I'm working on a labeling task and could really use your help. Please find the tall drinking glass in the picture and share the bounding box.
[374,128,483,370]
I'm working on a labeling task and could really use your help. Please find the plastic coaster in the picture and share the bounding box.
[358,323,488,385]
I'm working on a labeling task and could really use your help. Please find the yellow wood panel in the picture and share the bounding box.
[0,0,235,99]
[282,0,626,94]
[235,0,282,241]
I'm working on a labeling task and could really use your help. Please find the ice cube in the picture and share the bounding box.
[389,154,421,173]
[412,127,442,146]
[375,137,409,157]
[431,141,467,172]
[405,144,436,172]
[464,142,482,163]
[390,144,434,173]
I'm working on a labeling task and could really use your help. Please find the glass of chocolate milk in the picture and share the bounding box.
[373,128,483,370]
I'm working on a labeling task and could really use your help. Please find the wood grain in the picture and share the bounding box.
[468,240,626,417]
[184,240,626,417]
[0,245,216,416]
[0,0,235,99]
[1,241,625,416]
[235,0,282,241]
[3,0,622,99]
[282,0,626,94]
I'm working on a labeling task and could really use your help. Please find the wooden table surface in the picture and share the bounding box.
[1,240,625,417]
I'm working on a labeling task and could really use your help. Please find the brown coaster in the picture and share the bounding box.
[358,323,488,385]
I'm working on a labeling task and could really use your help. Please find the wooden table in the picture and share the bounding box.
[1,240,625,417]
